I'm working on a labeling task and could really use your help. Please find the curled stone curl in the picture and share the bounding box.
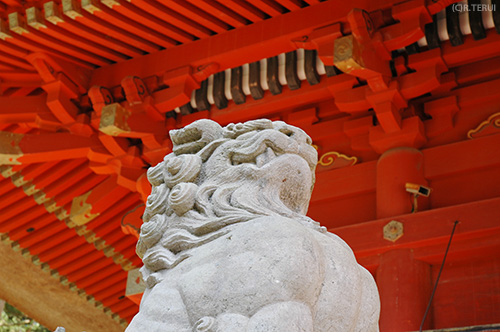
[163,154,202,188]
[142,246,189,272]
[143,183,169,222]
[146,161,165,186]
[169,182,198,216]
[136,214,168,258]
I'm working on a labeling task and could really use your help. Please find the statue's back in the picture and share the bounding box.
[126,119,380,332]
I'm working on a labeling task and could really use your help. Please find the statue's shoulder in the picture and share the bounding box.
[221,215,323,255]
[231,215,314,234]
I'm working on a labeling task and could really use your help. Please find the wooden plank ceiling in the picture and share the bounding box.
[0,0,500,329]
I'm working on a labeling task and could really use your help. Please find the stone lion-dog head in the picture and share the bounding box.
[136,118,322,286]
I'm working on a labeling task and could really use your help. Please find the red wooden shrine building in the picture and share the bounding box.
[0,0,499,331]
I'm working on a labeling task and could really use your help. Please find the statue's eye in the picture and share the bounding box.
[279,129,294,137]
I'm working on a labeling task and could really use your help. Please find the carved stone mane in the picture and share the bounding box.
[128,119,380,332]
[137,119,321,285]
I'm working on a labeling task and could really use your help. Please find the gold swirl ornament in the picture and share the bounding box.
[168,182,198,216]
[163,154,202,188]
[467,112,500,139]
[318,151,357,168]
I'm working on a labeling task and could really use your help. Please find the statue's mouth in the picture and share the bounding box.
[220,129,316,171]
[227,129,299,168]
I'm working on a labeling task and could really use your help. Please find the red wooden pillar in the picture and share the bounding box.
[376,148,432,331]
[376,147,428,218]
[376,249,432,331]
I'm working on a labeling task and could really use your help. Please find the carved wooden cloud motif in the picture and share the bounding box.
[467,112,500,139]
[127,119,380,332]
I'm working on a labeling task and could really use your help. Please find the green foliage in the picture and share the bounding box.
[0,303,51,332]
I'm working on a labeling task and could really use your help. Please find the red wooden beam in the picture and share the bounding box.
[163,1,230,33]
[185,0,247,28]
[90,0,404,87]
[25,7,126,63]
[0,132,101,164]
[36,238,89,267]
[311,134,500,203]
[0,95,53,123]
[312,160,377,203]
[275,0,303,11]
[86,0,184,46]
[440,30,500,69]
[25,227,76,255]
[216,0,266,23]
[61,0,159,54]
[245,0,284,17]
[333,196,500,263]
[43,4,135,59]
[1,17,95,70]
[0,51,35,71]
[423,132,500,180]
[87,1,500,127]
[454,56,500,86]
[8,11,109,67]
[128,0,210,39]
[0,71,40,87]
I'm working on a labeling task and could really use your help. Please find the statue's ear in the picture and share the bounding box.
[170,119,223,155]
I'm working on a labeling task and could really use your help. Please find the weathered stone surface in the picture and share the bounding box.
[127,119,380,331]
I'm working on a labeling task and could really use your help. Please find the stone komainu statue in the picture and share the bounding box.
[126,119,380,332]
